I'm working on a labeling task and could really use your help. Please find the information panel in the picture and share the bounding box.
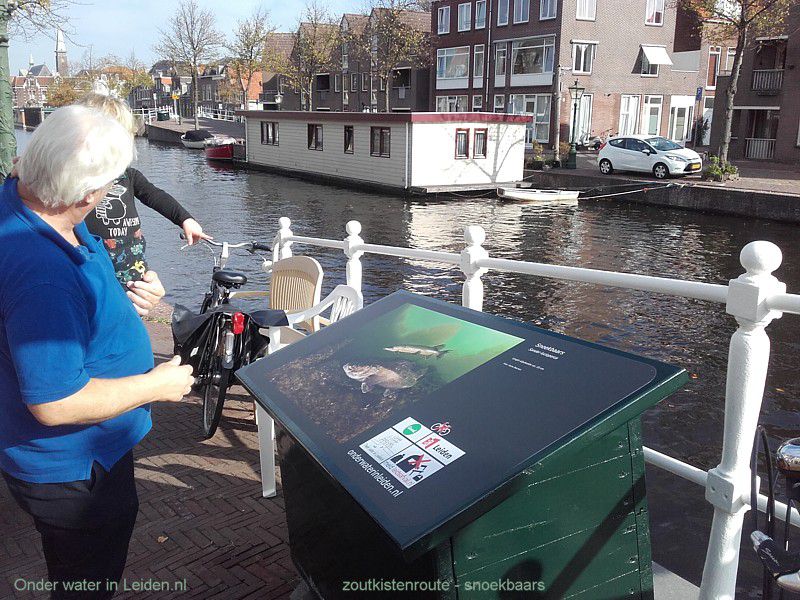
[237,291,685,555]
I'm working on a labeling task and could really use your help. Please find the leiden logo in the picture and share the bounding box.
[431,422,451,436]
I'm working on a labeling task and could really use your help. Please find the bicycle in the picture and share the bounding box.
[174,236,276,438]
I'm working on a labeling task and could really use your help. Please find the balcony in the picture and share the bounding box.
[745,137,776,160]
[751,69,783,94]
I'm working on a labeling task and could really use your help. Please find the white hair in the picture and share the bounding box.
[16,105,136,209]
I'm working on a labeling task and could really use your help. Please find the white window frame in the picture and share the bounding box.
[495,46,507,76]
[351,73,358,92]
[498,0,509,25]
[641,95,663,135]
[472,94,483,111]
[513,0,530,24]
[494,94,505,112]
[509,93,551,144]
[438,6,451,34]
[458,3,472,31]
[474,44,485,78]
[725,47,737,72]
[707,46,721,90]
[334,74,341,92]
[511,36,556,76]
[362,73,368,92]
[475,0,487,28]
[436,95,469,112]
[641,55,659,77]
[342,44,349,70]
[576,0,596,20]
[645,0,664,26]
[619,94,641,135]
[540,0,556,20]
[572,42,595,74]
[437,46,471,80]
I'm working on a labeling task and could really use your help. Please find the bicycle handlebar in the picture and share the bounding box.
[180,234,271,253]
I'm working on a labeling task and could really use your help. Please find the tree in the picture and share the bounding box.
[346,0,430,112]
[677,0,792,164]
[8,0,75,39]
[46,76,84,107]
[266,1,340,111]
[154,0,224,129]
[226,6,274,110]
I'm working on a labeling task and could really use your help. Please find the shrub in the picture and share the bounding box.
[702,155,739,181]
[531,141,544,160]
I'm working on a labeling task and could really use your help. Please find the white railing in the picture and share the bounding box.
[267,216,800,600]
[745,137,776,160]
[197,105,245,123]
[131,107,159,124]
[752,69,784,92]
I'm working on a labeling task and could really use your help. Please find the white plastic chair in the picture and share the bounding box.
[257,285,363,497]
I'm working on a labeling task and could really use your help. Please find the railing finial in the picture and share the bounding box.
[272,217,294,262]
[461,226,488,312]
[344,220,364,294]
[740,240,782,279]
[464,224,486,247]
[345,220,362,236]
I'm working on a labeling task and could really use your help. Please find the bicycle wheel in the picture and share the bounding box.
[202,354,231,439]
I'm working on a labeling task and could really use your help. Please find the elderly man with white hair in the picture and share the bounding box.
[0,105,194,599]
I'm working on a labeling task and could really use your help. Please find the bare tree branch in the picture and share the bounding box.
[226,6,274,109]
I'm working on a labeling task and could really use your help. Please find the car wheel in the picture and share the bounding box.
[599,159,613,175]
[653,163,669,179]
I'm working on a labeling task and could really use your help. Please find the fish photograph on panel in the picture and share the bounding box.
[267,303,523,442]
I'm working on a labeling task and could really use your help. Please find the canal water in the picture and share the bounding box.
[16,130,800,594]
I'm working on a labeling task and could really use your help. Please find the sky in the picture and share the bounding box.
[9,0,366,74]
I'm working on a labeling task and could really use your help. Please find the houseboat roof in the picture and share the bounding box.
[235,110,532,125]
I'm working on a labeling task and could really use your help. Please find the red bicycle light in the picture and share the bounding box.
[599,142,607,151]
[232,312,245,335]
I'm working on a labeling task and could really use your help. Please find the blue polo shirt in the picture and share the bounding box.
[0,178,154,483]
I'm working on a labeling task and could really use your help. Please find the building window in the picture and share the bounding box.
[645,0,664,25]
[458,3,472,31]
[576,0,596,20]
[379,76,385,91]
[472,95,483,111]
[572,42,595,74]
[494,94,505,112]
[437,46,470,79]
[509,93,551,143]
[496,46,507,76]
[725,47,736,72]
[642,95,663,135]
[351,73,358,92]
[343,89,349,108]
[540,0,556,20]
[707,46,720,88]
[511,36,555,75]
[261,121,278,145]
[437,95,469,112]
[474,129,487,157]
[370,126,390,157]
[513,0,530,23]
[334,74,342,92]
[619,95,640,135]
[474,45,485,78]
[476,0,487,28]
[438,6,450,34]
[307,124,323,150]
[641,54,659,76]
[455,129,470,158]
[342,44,349,70]
[362,73,368,92]
[393,68,411,88]
[344,125,354,153]
[342,74,349,92]
[498,0,509,24]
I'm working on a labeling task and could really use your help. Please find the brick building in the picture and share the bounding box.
[430,0,718,152]
[708,5,799,164]
[11,62,54,108]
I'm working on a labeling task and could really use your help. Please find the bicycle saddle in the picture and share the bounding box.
[212,270,248,288]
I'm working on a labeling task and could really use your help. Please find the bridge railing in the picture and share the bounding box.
[267,216,800,599]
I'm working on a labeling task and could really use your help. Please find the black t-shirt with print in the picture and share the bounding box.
[84,167,192,284]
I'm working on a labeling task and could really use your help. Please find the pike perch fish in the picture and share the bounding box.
[342,361,427,397]
[383,344,450,359]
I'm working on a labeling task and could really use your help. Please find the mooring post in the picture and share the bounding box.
[460,226,488,311]
[699,241,785,600]
[271,217,293,263]
[344,220,364,295]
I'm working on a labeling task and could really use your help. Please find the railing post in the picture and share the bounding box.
[343,220,364,295]
[699,241,786,600]
[460,225,488,311]
[271,217,293,263]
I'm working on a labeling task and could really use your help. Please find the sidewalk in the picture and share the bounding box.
[0,314,300,599]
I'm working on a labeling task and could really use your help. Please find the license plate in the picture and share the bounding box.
[688,163,701,171]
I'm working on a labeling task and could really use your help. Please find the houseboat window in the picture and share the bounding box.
[307,124,323,150]
[472,95,483,111]
[438,6,451,34]
[497,0,509,25]
[645,0,664,25]
[511,36,555,75]
[437,47,470,79]
[393,68,411,88]
[494,94,505,112]
[261,122,279,145]
[458,3,472,31]
[455,129,470,158]
[476,0,487,28]
[474,129,488,158]
[576,0,596,19]
[344,126,354,153]
[370,127,391,157]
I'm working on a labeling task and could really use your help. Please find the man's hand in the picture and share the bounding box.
[182,218,212,245]
[127,270,165,317]
[149,356,194,402]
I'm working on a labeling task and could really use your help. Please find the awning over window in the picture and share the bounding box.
[641,45,673,66]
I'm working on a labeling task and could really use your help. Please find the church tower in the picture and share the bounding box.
[55,29,68,77]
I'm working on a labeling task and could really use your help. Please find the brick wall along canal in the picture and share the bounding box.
[16,130,800,594]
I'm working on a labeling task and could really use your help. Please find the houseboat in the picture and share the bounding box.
[235,110,529,194]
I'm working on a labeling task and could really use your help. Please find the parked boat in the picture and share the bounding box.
[181,129,213,149]
[497,187,580,204]
[204,136,238,162]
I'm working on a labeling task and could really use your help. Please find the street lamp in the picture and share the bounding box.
[566,79,585,170]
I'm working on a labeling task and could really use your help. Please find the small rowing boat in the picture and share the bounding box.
[204,136,238,161]
[180,129,213,149]
[497,187,580,204]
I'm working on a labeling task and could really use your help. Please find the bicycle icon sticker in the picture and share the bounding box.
[431,422,451,436]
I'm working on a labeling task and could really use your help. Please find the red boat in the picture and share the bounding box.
[204,137,236,162]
